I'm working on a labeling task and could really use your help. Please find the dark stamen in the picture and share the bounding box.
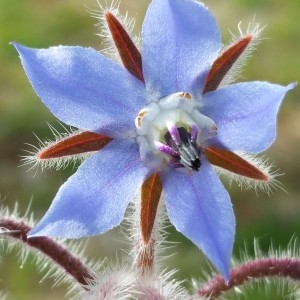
[164,127,201,171]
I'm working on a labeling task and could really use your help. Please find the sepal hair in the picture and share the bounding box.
[214,152,283,194]
[221,19,265,87]
[89,0,141,62]
[21,123,91,173]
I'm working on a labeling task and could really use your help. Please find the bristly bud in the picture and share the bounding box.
[81,266,136,300]
[135,270,189,300]
[80,265,189,299]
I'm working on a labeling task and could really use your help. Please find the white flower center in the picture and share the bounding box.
[135,92,217,172]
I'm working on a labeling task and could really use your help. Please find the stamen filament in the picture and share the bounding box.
[166,122,181,146]
[164,127,201,171]
[155,142,178,157]
[190,125,198,144]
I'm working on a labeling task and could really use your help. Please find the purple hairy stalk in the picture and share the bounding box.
[197,257,300,298]
[0,217,95,287]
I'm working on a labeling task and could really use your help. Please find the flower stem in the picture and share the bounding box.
[0,217,95,287]
[197,257,300,298]
[136,237,156,275]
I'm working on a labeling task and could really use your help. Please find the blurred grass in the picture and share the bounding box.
[0,0,299,299]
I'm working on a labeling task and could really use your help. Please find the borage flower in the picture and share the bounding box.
[13,0,295,279]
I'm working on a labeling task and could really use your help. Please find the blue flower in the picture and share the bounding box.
[13,0,294,279]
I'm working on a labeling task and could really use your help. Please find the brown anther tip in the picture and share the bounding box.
[179,92,192,100]
[211,124,218,131]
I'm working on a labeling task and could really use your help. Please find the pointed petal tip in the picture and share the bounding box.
[162,160,234,282]
[10,42,24,55]
[27,219,90,239]
[221,264,231,283]
[288,81,297,89]
[27,224,48,238]
[10,41,26,52]
[212,246,232,281]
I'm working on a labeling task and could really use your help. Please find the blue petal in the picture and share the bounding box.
[161,159,235,279]
[202,82,296,153]
[142,0,221,97]
[13,43,146,138]
[29,139,149,238]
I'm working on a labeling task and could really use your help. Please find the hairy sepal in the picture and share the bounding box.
[204,20,264,93]
[105,11,144,82]
[205,147,281,193]
[90,1,141,65]
[204,35,252,93]
[219,21,265,87]
[22,125,111,172]
[140,173,162,245]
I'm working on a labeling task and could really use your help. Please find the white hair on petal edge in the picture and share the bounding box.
[20,123,93,174]
[220,18,266,87]
[87,0,141,62]
[214,152,284,195]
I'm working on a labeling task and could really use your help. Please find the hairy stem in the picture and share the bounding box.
[135,237,156,275]
[0,217,95,287]
[197,257,300,298]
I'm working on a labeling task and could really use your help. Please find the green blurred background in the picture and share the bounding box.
[0,0,299,299]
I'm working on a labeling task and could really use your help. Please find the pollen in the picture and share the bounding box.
[178,92,192,100]
[136,110,148,127]
[211,124,218,131]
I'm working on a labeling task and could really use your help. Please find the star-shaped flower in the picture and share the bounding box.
[13,0,294,279]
